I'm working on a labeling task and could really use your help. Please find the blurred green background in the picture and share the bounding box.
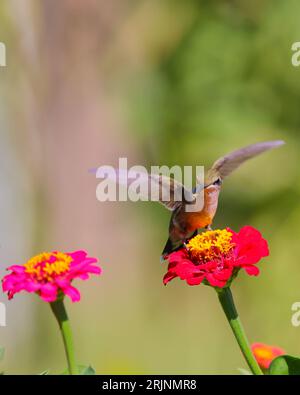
[0,0,300,374]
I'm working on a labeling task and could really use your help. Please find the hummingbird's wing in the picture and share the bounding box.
[99,168,194,211]
[205,140,285,183]
[149,174,195,210]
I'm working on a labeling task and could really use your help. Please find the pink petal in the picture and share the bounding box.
[63,286,81,302]
[68,250,87,262]
[2,277,19,291]
[55,277,70,288]
[77,273,89,280]
[12,282,29,293]
[69,259,99,273]
[40,283,58,302]
[23,281,41,292]
[83,265,101,275]
[7,265,25,274]
[3,273,26,288]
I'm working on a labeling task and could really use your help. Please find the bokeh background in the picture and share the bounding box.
[0,0,300,375]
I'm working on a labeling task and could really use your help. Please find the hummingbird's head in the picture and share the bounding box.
[193,175,222,195]
[205,177,222,190]
[212,177,222,186]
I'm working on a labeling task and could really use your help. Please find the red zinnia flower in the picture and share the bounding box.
[2,250,101,302]
[163,226,269,288]
[251,343,285,370]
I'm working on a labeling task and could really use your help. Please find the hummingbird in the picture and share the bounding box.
[157,140,285,258]
[97,140,284,258]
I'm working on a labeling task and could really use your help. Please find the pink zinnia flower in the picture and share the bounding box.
[2,250,101,302]
[163,226,269,288]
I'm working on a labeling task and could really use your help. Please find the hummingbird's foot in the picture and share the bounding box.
[205,225,213,231]
[183,241,188,250]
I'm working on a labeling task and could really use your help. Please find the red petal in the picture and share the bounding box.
[205,273,227,288]
[163,272,177,285]
[186,275,205,286]
[244,265,260,276]
[235,226,269,265]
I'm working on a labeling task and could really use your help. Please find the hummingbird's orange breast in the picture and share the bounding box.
[185,211,213,231]
[185,185,220,231]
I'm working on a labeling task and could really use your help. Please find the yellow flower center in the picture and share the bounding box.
[255,348,273,361]
[187,229,235,262]
[24,252,72,281]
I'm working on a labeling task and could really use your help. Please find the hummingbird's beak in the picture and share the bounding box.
[193,183,205,194]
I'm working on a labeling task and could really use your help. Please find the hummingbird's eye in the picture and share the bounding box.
[213,178,222,186]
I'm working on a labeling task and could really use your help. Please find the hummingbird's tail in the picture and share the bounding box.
[161,237,175,260]
[160,229,199,262]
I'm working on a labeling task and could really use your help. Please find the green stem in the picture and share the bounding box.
[50,299,78,375]
[217,287,263,375]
